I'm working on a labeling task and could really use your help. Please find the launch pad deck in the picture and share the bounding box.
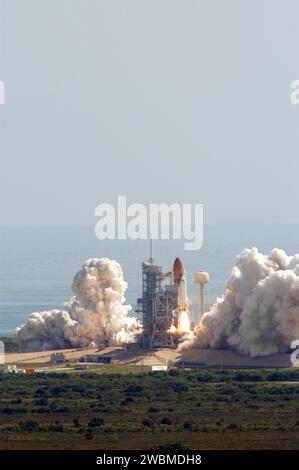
[4,346,295,369]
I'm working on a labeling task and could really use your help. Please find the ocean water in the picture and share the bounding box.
[0,225,298,336]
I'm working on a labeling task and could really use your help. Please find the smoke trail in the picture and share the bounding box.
[183,248,299,357]
[16,258,138,351]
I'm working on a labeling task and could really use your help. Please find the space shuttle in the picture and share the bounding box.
[172,257,191,310]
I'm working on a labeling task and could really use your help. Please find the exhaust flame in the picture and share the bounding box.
[178,310,191,333]
[168,323,177,333]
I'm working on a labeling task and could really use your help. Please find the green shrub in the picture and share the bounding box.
[142,418,154,427]
[161,417,172,425]
[183,421,194,431]
[19,420,40,432]
[88,417,104,428]
[148,406,159,413]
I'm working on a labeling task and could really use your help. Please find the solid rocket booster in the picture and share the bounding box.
[173,257,190,312]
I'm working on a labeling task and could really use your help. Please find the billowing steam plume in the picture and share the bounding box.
[184,248,299,357]
[16,258,138,351]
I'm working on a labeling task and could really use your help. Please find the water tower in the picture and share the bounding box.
[194,271,209,323]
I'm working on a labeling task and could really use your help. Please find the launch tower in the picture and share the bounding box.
[137,255,178,348]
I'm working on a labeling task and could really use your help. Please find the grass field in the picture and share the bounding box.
[0,368,299,450]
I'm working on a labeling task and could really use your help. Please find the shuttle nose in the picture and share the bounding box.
[173,257,184,284]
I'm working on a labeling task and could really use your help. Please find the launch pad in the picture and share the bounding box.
[4,346,294,370]
[136,248,193,348]
[137,260,178,348]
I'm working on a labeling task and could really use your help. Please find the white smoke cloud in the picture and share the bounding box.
[184,248,299,357]
[16,258,138,351]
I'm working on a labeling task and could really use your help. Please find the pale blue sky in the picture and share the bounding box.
[0,0,299,226]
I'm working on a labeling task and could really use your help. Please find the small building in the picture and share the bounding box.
[151,365,168,372]
[50,352,66,364]
[81,354,112,364]
[74,364,90,370]
[4,365,26,374]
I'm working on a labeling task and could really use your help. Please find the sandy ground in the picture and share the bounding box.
[5,346,295,368]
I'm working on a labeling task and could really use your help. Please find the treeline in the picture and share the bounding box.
[0,368,298,412]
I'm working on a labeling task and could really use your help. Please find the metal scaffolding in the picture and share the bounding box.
[137,258,178,348]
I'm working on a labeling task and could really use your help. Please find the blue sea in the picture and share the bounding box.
[1,225,299,336]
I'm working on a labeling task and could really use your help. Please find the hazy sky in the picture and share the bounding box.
[0,0,299,226]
